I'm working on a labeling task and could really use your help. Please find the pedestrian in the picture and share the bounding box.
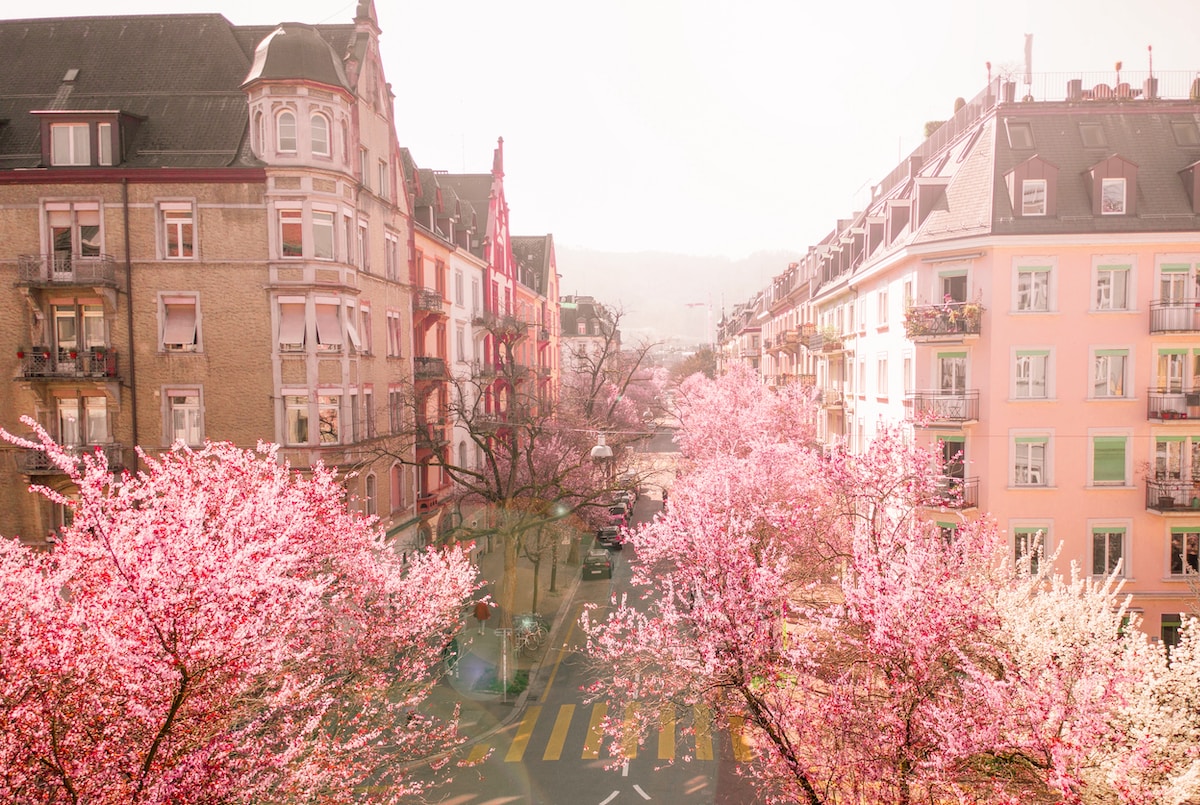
[661,488,668,508]
[473,600,491,634]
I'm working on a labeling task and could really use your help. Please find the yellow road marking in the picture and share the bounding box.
[621,701,639,759]
[465,742,491,764]
[729,714,754,761]
[582,702,607,759]
[504,705,542,763]
[694,704,713,761]
[544,604,581,693]
[658,703,675,760]
[543,704,575,761]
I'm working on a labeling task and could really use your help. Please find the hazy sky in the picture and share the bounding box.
[14,1,1200,260]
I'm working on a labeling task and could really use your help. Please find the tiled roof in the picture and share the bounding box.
[513,234,550,295]
[0,14,360,171]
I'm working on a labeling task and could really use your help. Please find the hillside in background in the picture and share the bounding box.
[555,247,802,345]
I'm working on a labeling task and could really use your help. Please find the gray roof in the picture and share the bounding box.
[242,23,352,92]
[513,234,551,295]
[0,14,359,171]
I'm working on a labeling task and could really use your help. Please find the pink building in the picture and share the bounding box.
[739,71,1200,643]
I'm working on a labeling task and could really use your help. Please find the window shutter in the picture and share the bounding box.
[1093,436,1126,482]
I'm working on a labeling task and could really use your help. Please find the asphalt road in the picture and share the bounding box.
[411,492,765,805]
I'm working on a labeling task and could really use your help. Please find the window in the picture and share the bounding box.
[51,123,90,166]
[1170,529,1200,577]
[276,111,297,152]
[349,390,361,442]
[1021,179,1047,215]
[1092,349,1128,398]
[903,353,913,396]
[1155,437,1184,481]
[312,210,335,260]
[388,387,404,433]
[57,398,81,446]
[938,352,966,393]
[364,473,377,516]
[1016,266,1050,311]
[386,310,403,357]
[472,278,482,317]
[57,397,108,446]
[84,397,109,444]
[344,214,356,266]
[1014,528,1044,575]
[1014,350,1048,399]
[1091,435,1128,486]
[167,390,202,446]
[1163,614,1183,648]
[364,387,376,438]
[1092,527,1125,576]
[359,148,370,189]
[877,289,889,327]
[456,325,466,363]
[1007,121,1035,149]
[81,305,104,348]
[285,394,309,444]
[311,113,329,156]
[390,463,404,512]
[47,202,101,265]
[1014,436,1048,487]
[359,305,372,354]
[941,271,967,303]
[1079,123,1107,149]
[160,204,195,259]
[876,355,888,396]
[358,222,369,273]
[384,232,397,279]
[1095,265,1130,310]
[279,209,303,257]
[314,301,342,353]
[378,160,388,199]
[161,296,199,352]
[278,299,306,352]
[455,270,465,306]
[97,123,113,166]
[1101,177,1126,214]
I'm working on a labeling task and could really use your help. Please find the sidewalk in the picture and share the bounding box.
[418,530,585,744]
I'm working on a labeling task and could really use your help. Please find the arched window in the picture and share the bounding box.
[311,113,330,156]
[276,110,296,152]
[364,473,377,516]
[390,463,403,512]
[458,440,468,469]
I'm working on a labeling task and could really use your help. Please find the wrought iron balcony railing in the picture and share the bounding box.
[904,302,984,339]
[908,390,980,423]
[1147,387,1200,421]
[413,356,446,380]
[1149,300,1200,334]
[18,443,125,474]
[414,288,445,314]
[1146,479,1200,512]
[931,475,980,510]
[18,348,118,380]
[17,253,118,286]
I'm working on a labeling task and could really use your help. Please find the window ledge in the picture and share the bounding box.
[1086,484,1134,490]
[1010,309,1058,315]
[1009,485,1057,491]
[1009,396,1056,403]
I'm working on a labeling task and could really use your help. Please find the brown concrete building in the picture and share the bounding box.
[0,3,434,549]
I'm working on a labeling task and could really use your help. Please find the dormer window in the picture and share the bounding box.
[1101,177,1126,215]
[277,110,297,153]
[1088,155,1137,217]
[1022,179,1047,216]
[51,123,90,166]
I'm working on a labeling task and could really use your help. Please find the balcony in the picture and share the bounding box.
[818,387,844,407]
[908,390,980,424]
[904,302,983,341]
[1147,388,1200,421]
[17,253,118,288]
[18,443,126,475]
[1149,300,1200,334]
[413,288,446,315]
[537,328,551,343]
[413,356,446,381]
[931,476,980,510]
[804,328,844,353]
[18,348,119,380]
[417,492,441,513]
[797,373,816,387]
[416,420,448,451]
[1146,479,1200,513]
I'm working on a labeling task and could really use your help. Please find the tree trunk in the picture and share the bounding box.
[531,557,541,613]
[549,535,559,593]
[500,525,518,631]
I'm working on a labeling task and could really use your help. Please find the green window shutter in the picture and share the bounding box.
[1014,435,1048,444]
[940,434,966,445]
[938,351,968,359]
[1158,435,1187,443]
[1093,436,1127,482]
[1170,526,1200,535]
[1019,265,1052,273]
[1161,264,1191,273]
[1098,264,1130,272]
[1016,349,1050,357]
[1095,348,1128,357]
[1159,348,1189,356]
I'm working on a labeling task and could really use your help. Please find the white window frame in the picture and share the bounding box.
[310,112,330,157]
[455,269,465,306]
[1089,520,1129,578]
[314,299,343,353]
[359,303,372,355]
[1093,262,1132,311]
[1011,431,1051,487]
[97,122,113,166]
[159,201,196,260]
[1021,178,1047,216]
[276,110,297,153]
[358,221,369,273]
[284,391,309,445]
[278,297,307,353]
[51,122,90,166]
[165,387,203,447]
[1101,177,1126,215]
[160,294,200,353]
[1013,348,1050,399]
[876,353,888,397]
[279,207,303,258]
[312,208,335,260]
[1014,265,1051,312]
[1170,529,1200,577]
[1091,348,1130,399]
[1012,525,1048,575]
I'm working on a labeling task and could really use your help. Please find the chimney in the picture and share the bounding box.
[907,155,924,179]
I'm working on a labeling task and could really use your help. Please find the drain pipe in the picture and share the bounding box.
[121,178,139,470]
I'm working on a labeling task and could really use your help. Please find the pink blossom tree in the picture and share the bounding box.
[0,418,477,805]
[584,372,1188,805]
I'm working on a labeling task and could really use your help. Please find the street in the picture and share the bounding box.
[409,486,765,804]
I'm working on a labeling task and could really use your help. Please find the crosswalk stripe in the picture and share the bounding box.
[543,704,575,761]
[694,704,714,761]
[465,742,490,764]
[582,702,607,759]
[729,714,755,761]
[658,703,675,761]
[504,705,542,763]
[621,702,639,759]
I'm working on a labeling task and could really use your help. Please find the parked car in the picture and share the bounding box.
[597,525,624,549]
[583,548,613,579]
[607,505,629,527]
